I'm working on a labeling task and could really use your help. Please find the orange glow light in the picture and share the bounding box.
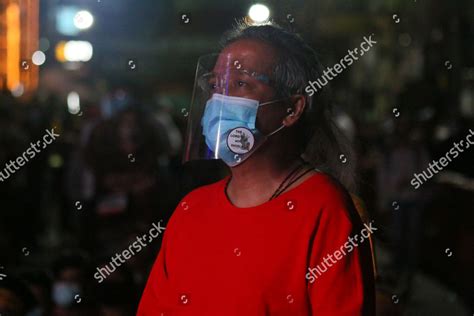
[55,41,67,63]
[6,2,21,91]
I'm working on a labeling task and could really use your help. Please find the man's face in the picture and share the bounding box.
[211,39,288,135]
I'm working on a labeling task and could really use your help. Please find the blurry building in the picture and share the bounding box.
[0,0,39,97]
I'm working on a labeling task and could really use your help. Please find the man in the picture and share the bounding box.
[138,22,375,315]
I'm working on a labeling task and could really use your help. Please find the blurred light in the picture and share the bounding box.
[64,62,82,71]
[32,51,46,66]
[248,4,270,23]
[11,83,24,98]
[6,3,20,92]
[56,6,81,36]
[434,125,451,141]
[48,154,64,168]
[419,107,435,121]
[67,91,81,114]
[463,67,474,80]
[74,10,94,30]
[460,87,473,117]
[398,33,412,47]
[39,38,50,51]
[335,113,355,142]
[63,41,93,62]
[55,41,66,62]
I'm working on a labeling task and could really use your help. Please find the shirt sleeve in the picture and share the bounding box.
[306,191,375,316]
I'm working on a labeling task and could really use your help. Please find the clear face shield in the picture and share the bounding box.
[183,53,286,167]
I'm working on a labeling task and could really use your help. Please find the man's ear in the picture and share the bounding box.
[282,95,306,127]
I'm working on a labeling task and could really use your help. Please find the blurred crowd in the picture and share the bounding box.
[0,81,473,315]
[0,86,226,315]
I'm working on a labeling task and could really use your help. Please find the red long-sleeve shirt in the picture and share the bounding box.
[137,172,375,315]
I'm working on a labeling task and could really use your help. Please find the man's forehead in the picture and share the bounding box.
[212,44,276,75]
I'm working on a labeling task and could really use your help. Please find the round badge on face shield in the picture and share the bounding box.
[227,127,255,154]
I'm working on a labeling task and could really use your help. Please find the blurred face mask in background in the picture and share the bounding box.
[52,282,80,307]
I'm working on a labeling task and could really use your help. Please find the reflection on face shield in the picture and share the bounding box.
[198,69,271,98]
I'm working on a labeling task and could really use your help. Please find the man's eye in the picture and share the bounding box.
[209,82,217,90]
[237,80,247,87]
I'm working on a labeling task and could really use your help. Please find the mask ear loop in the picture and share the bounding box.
[261,97,296,137]
[262,90,310,137]
[259,97,289,107]
[267,124,286,136]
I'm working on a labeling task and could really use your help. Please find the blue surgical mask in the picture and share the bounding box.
[201,93,285,166]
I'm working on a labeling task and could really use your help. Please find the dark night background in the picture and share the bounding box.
[0,0,473,315]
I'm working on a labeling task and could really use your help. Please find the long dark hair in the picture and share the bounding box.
[221,21,357,192]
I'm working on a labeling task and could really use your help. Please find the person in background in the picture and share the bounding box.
[51,252,96,316]
[21,270,53,316]
[377,121,430,292]
[0,275,36,316]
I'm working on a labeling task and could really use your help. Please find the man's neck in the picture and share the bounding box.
[226,152,303,208]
